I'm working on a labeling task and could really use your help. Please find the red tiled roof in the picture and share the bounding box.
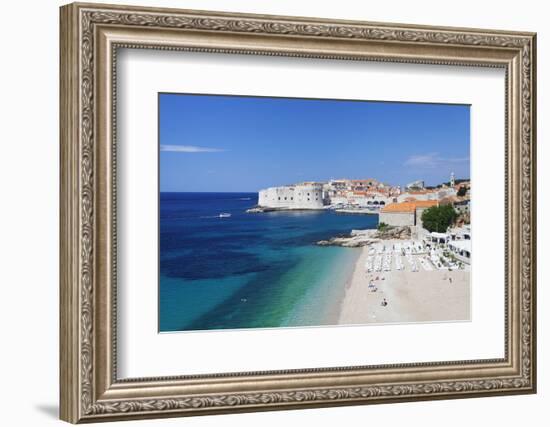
[381,200,438,213]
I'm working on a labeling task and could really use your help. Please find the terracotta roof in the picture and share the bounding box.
[381,200,438,213]
[380,202,416,213]
[413,200,439,208]
[414,200,439,208]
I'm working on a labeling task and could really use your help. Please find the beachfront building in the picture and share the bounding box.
[258,182,324,209]
[449,225,471,240]
[379,200,439,227]
[421,225,471,264]
[448,239,472,264]
[425,231,449,244]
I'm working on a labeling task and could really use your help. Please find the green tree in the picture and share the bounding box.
[421,205,458,233]
[377,222,390,231]
[457,186,467,197]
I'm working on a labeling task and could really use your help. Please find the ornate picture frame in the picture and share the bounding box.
[60,2,536,423]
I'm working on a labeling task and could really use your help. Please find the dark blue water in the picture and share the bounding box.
[159,192,378,332]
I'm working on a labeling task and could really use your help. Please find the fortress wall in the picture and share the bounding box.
[379,211,415,227]
[258,185,324,209]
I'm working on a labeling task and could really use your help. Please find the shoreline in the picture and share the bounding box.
[337,240,470,325]
[246,206,325,213]
[324,247,363,325]
[246,206,380,215]
[280,245,362,328]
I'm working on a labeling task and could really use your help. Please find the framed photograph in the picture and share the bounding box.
[60,2,537,423]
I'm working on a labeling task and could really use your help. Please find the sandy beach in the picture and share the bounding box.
[338,240,470,325]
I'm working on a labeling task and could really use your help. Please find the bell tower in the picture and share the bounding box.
[450,172,455,187]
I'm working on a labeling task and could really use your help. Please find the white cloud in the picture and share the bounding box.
[404,152,469,169]
[160,145,226,153]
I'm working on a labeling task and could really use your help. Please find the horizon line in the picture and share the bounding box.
[160,176,471,194]
[161,190,260,193]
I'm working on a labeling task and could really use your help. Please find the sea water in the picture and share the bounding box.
[159,192,378,332]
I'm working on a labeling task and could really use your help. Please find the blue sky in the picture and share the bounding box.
[159,93,470,192]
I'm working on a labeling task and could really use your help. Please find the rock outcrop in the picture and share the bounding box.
[374,226,411,240]
[316,226,411,247]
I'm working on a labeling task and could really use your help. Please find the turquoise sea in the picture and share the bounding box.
[159,192,378,332]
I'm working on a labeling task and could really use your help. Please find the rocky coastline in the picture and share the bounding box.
[316,226,412,248]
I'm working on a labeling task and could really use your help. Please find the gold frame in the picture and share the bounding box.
[60,2,537,423]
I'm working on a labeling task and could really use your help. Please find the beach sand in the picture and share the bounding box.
[338,241,470,325]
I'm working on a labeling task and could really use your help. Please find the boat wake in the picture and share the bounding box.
[200,213,232,219]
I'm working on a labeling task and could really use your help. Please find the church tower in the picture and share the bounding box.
[450,172,455,187]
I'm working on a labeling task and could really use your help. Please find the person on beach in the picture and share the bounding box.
[381,298,388,307]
